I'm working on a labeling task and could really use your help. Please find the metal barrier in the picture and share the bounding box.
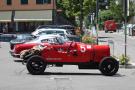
[0,33,2,48]
[108,40,114,56]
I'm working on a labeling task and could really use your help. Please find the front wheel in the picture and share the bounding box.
[26,55,46,75]
[114,30,116,32]
[105,30,108,33]
[99,57,119,76]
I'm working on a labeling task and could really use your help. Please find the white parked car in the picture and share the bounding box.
[31,28,72,36]
[121,24,135,29]
[25,34,68,44]
[123,24,135,35]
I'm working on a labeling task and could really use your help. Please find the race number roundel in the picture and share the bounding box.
[80,46,86,52]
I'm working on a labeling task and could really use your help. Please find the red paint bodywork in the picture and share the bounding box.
[13,42,110,63]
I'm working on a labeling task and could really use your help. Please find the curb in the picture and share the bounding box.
[119,63,135,69]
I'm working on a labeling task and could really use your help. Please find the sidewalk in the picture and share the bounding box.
[115,29,135,39]
[120,63,135,69]
[114,30,135,68]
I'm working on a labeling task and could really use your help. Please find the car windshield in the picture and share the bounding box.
[56,36,67,44]
[56,31,64,34]
[38,30,65,35]
[41,38,57,43]
[27,36,39,42]
[37,25,58,29]
[16,34,33,40]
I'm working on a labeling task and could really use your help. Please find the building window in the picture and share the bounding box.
[36,0,51,4]
[7,0,12,5]
[44,0,51,4]
[36,0,43,4]
[21,0,28,4]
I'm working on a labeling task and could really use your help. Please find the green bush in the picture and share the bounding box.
[119,54,130,65]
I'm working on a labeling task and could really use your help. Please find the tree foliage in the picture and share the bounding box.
[99,0,135,23]
[57,0,135,25]
[99,0,123,23]
[57,0,96,25]
[129,1,135,17]
[99,10,113,21]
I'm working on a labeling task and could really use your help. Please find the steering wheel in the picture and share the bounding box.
[67,41,74,53]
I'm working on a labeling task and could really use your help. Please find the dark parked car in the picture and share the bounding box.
[0,34,16,42]
[10,34,36,50]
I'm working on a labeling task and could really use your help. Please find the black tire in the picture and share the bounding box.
[26,55,46,75]
[99,57,119,76]
[105,30,108,33]
[114,30,116,32]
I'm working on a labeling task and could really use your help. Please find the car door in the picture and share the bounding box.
[45,42,84,63]
[44,42,69,62]
[62,42,92,63]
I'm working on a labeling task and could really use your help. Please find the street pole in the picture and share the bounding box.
[52,0,55,25]
[96,0,99,45]
[124,0,127,67]
[80,0,83,34]
[11,10,15,32]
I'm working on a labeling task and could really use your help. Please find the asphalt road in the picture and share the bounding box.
[1,34,135,90]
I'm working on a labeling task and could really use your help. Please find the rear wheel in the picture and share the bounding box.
[26,55,46,75]
[99,57,119,76]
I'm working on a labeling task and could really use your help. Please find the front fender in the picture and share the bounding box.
[93,45,110,62]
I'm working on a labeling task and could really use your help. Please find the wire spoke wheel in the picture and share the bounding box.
[27,55,46,75]
[102,61,115,73]
[99,57,119,76]
[30,60,44,70]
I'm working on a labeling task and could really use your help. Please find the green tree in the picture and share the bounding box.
[109,1,123,22]
[129,1,135,18]
[99,10,113,21]
[57,0,135,26]
[57,0,96,25]
[99,0,123,23]
[99,0,135,23]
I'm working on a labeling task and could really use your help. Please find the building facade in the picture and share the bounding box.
[0,0,56,33]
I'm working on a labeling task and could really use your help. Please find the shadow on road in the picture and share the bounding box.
[98,36,112,39]
[14,60,124,77]
[26,72,124,77]
[14,60,123,77]
[14,60,23,62]
[43,72,102,76]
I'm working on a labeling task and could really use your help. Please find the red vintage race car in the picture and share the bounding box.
[11,36,119,76]
[21,36,119,76]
